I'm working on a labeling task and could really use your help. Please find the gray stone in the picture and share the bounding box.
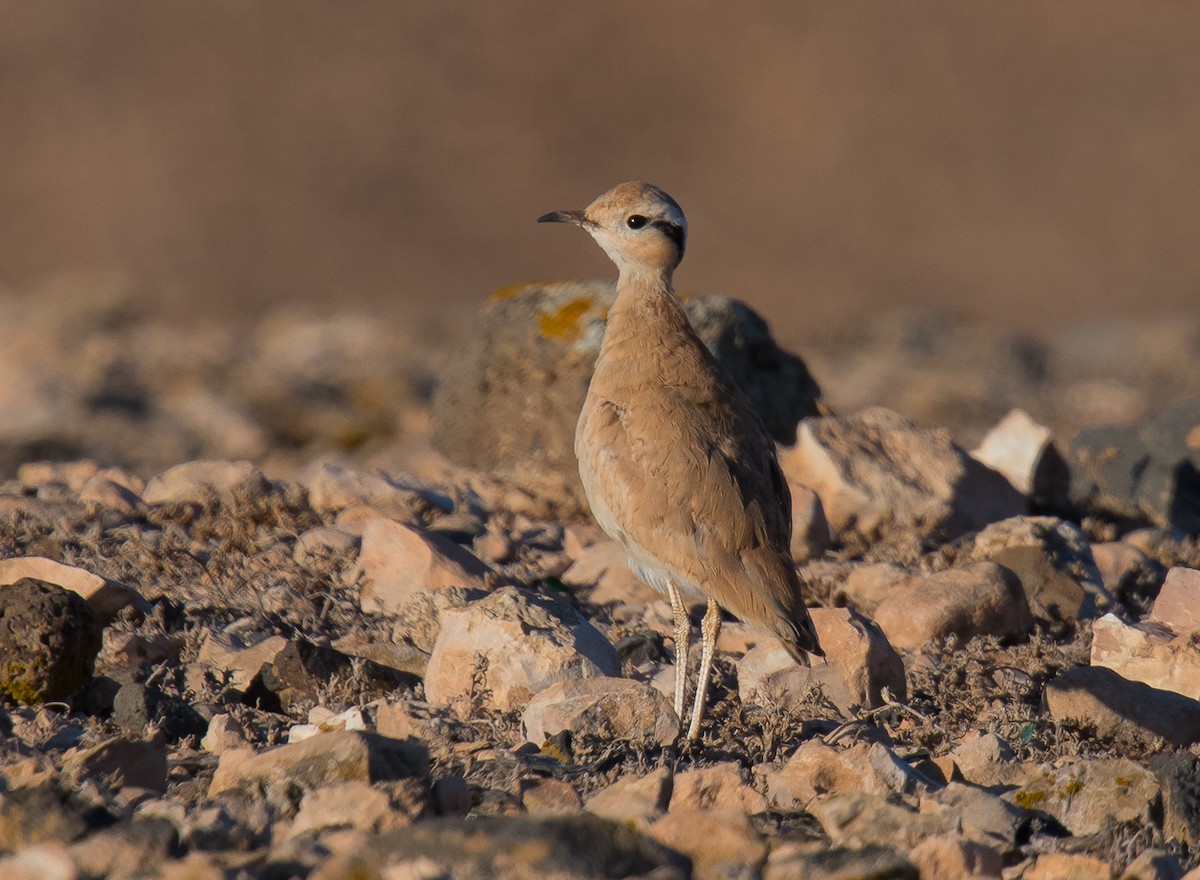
[1151,752,1200,849]
[521,677,677,746]
[431,280,821,515]
[1069,400,1200,532]
[765,844,916,880]
[0,578,101,704]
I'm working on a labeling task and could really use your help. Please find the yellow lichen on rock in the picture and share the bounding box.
[538,298,594,341]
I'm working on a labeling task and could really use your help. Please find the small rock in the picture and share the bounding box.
[1070,400,1200,532]
[0,579,101,704]
[585,766,673,831]
[780,406,1025,542]
[66,818,177,880]
[1123,850,1185,880]
[1091,541,1166,604]
[208,731,428,800]
[102,630,184,670]
[522,677,677,746]
[0,557,141,623]
[519,778,583,816]
[1046,665,1200,746]
[331,631,429,679]
[288,781,411,838]
[142,459,274,505]
[871,561,1033,650]
[424,586,619,713]
[289,706,369,743]
[78,476,144,514]
[739,607,906,715]
[201,713,248,755]
[908,834,1004,880]
[0,845,78,880]
[922,782,1027,850]
[1009,759,1158,835]
[809,789,953,850]
[1149,567,1200,631]
[947,732,1019,789]
[195,630,288,691]
[302,462,448,520]
[1022,852,1114,880]
[112,682,207,741]
[356,516,493,615]
[64,736,168,793]
[971,408,1069,507]
[243,637,406,714]
[971,515,1112,624]
[836,562,910,615]
[670,762,768,816]
[649,808,767,880]
[766,740,937,811]
[0,783,93,851]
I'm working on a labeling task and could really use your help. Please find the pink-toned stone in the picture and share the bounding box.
[669,762,768,816]
[970,407,1066,504]
[649,809,767,880]
[142,459,272,505]
[521,677,677,746]
[872,562,1033,651]
[424,586,619,713]
[836,562,911,615]
[765,740,937,811]
[1091,612,1200,699]
[1023,853,1114,880]
[585,766,672,831]
[1045,666,1200,747]
[302,462,435,520]
[286,781,409,838]
[738,607,905,715]
[519,778,583,815]
[0,557,142,623]
[1008,759,1157,836]
[1149,567,1200,631]
[1090,541,1164,601]
[560,537,661,606]
[293,526,359,566]
[908,834,1003,880]
[356,517,492,614]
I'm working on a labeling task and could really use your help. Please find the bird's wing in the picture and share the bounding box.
[578,379,820,656]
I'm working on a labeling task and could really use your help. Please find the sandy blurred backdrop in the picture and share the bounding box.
[2,2,1199,342]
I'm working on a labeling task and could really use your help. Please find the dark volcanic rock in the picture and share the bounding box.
[430,280,821,515]
[113,682,208,741]
[1070,400,1200,532]
[0,577,102,704]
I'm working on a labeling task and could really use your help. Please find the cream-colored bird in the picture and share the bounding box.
[538,181,823,742]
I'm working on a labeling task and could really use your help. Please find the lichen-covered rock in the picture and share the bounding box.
[0,578,101,704]
[430,280,821,515]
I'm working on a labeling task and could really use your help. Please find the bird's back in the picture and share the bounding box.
[576,284,821,659]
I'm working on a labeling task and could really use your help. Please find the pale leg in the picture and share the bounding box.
[686,598,722,742]
[667,580,690,723]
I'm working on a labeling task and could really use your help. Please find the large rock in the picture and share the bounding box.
[1008,759,1158,836]
[766,740,938,811]
[424,586,620,712]
[1069,400,1200,532]
[521,677,677,746]
[208,731,428,800]
[781,407,1025,542]
[0,578,101,704]
[738,607,905,715]
[872,561,1033,650]
[649,808,767,880]
[585,767,673,831]
[1045,666,1200,747]
[0,557,141,623]
[430,280,821,515]
[1091,613,1200,700]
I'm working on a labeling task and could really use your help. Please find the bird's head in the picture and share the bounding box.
[538,181,687,276]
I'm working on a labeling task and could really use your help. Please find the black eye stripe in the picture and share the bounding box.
[652,219,686,251]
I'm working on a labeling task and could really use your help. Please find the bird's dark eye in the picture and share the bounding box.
[626,214,647,229]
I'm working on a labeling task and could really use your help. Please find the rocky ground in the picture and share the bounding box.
[1,278,1200,879]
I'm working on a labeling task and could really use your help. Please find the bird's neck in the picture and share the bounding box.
[603,264,687,350]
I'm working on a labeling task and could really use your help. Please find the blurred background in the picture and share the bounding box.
[4,1,1200,341]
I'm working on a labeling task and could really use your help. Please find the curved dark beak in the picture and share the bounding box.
[537,209,589,226]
